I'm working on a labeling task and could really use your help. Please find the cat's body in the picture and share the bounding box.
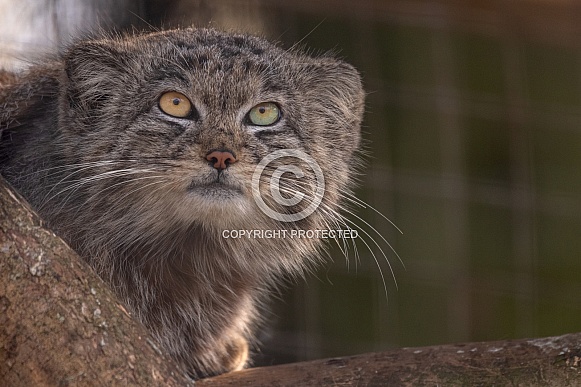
[0,28,364,378]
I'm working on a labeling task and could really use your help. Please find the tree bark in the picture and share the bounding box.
[0,176,191,386]
[199,333,581,386]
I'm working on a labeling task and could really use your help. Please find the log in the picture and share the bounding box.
[0,176,191,386]
[199,333,581,386]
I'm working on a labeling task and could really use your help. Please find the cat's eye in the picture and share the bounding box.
[159,91,192,118]
[247,102,280,126]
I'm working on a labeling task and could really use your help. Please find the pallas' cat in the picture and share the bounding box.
[0,27,364,378]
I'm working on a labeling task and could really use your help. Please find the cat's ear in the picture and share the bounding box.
[62,40,127,118]
[297,57,365,148]
[64,40,126,83]
[302,57,364,120]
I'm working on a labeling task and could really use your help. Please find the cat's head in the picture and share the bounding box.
[57,28,364,240]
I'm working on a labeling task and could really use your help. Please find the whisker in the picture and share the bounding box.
[75,175,168,216]
[340,191,403,235]
[343,215,397,289]
[271,182,367,278]
[288,18,328,52]
[39,162,130,207]
[273,176,403,268]
[40,168,161,212]
[23,160,123,178]
[352,227,389,302]
[337,205,405,270]
[269,176,401,296]
[40,168,150,208]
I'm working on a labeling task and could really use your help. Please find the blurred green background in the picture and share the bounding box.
[149,0,581,365]
[5,0,581,367]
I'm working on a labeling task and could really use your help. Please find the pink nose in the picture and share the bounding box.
[205,150,237,170]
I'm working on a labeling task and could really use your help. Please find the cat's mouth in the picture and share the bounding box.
[187,175,244,199]
[190,181,242,194]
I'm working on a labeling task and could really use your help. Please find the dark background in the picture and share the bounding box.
[3,0,581,368]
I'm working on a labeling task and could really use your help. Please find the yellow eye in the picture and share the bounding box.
[159,91,192,118]
[248,102,280,126]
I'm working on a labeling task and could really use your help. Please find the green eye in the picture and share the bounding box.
[248,102,280,126]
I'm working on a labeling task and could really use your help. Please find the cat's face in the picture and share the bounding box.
[60,28,364,232]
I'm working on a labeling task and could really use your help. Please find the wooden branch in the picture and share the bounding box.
[0,176,192,386]
[200,333,581,386]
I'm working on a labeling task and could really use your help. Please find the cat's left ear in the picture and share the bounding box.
[295,57,365,148]
[302,57,363,118]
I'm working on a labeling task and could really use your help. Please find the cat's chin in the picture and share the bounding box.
[179,184,256,228]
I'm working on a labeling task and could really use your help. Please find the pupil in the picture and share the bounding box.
[259,107,266,114]
[172,98,180,105]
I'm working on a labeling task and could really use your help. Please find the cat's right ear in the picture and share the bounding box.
[64,40,126,82]
[62,40,126,118]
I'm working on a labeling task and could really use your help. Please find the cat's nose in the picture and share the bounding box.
[206,150,237,170]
